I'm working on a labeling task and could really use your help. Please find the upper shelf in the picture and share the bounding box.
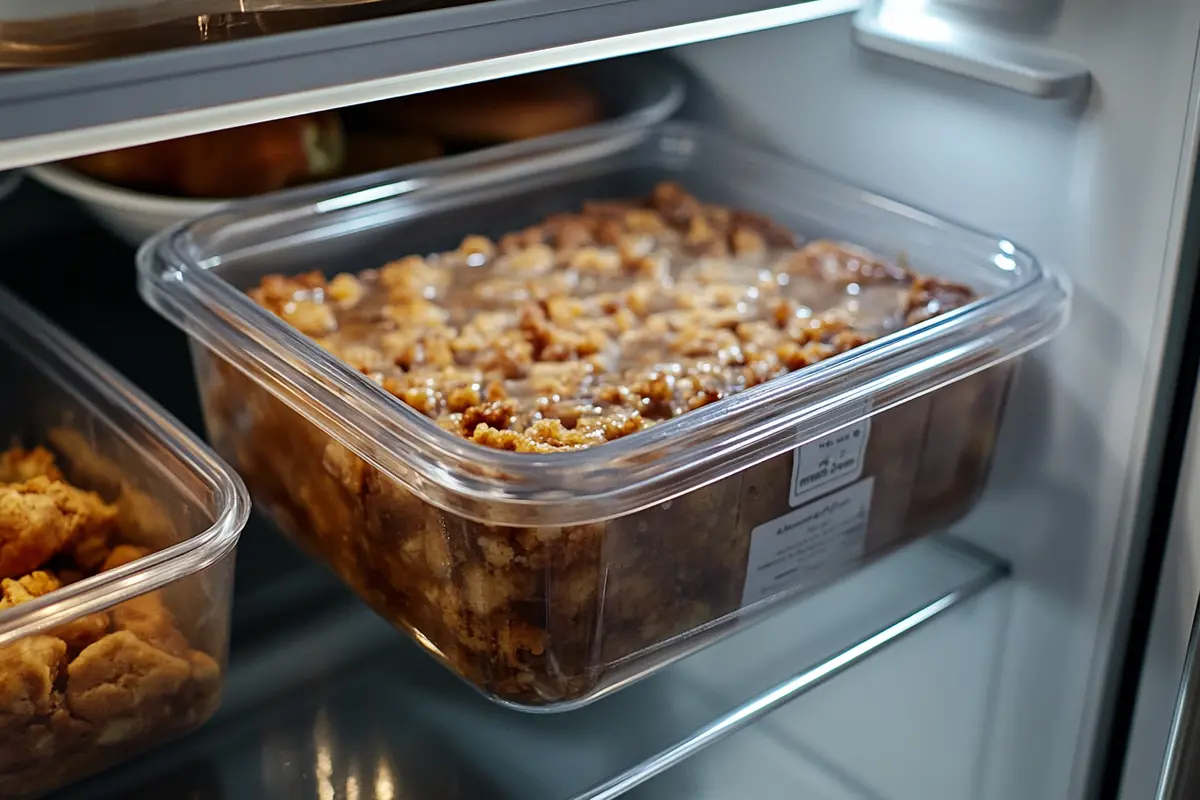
[0,0,855,171]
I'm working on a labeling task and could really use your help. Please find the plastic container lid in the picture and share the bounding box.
[139,121,1070,528]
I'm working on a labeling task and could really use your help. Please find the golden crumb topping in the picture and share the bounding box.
[248,182,976,452]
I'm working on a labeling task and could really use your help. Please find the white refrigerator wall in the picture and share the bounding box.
[674,2,1200,798]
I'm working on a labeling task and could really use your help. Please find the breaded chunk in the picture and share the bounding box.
[0,447,63,484]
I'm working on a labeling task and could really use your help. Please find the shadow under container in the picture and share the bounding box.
[138,122,1069,709]
[0,288,249,797]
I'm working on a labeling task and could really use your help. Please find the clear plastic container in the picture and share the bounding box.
[138,122,1069,709]
[0,286,248,797]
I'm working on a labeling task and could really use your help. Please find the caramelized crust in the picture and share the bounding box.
[247,182,976,454]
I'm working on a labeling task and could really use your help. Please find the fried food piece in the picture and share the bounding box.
[0,478,114,579]
[0,447,63,484]
[67,113,346,199]
[0,636,66,726]
[65,631,190,729]
[100,546,189,656]
[0,443,225,791]
[41,480,119,571]
[67,531,113,573]
[0,571,60,608]
[103,546,188,652]
[54,615,112,659]
[248,271,339,337]
[110,594,190,658]
[185,650,221,694]
[0,474,117,582]
[0,475,119,576]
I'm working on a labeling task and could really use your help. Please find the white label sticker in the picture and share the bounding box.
[789,412,872,507]
[741,477,873,608]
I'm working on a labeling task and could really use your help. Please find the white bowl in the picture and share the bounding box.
[26,56,688,246]
[26,164,222,245]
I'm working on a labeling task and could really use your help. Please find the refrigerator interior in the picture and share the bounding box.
[0,195,1011,799]
[1,0,1199,797]
[673,4,1200,799]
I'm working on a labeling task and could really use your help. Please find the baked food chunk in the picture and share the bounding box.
[0,446,221,798]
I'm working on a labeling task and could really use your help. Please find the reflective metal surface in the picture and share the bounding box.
[852,0,1090,98]
[1157,602,1200,799]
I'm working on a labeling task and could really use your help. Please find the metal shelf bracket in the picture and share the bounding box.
[852,0,1091,100]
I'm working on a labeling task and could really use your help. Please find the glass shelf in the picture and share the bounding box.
[55,534,1007,800]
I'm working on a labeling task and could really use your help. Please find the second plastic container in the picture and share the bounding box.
[0,287,248,797]
[139,122,1069,709]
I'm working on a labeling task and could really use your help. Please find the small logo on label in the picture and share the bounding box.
[789,412,873,507]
